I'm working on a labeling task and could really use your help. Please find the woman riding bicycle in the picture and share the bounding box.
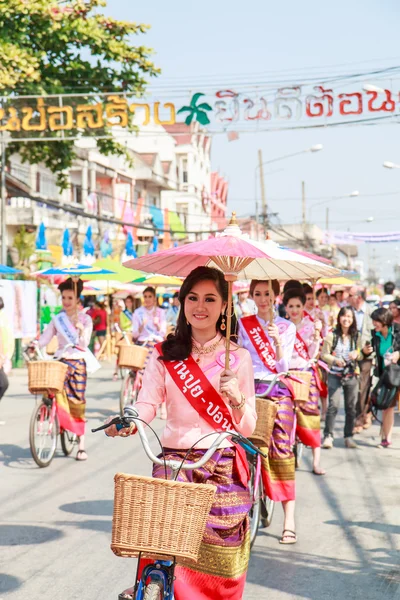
[105,266,256,600]
[131,286,167,345]
[238,279,298,545]
[283,287,325,476]
[113,295,135,380]
[38,278,94,461]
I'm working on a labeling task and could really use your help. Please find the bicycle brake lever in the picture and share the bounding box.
[230,435,268,458]
[91,416,123,433]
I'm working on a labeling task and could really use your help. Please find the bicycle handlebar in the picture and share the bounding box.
[92,406,267,469]
[255,362,316,399]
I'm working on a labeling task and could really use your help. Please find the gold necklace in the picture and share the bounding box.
[192,337,222,363]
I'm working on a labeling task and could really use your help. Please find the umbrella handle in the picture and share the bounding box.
[269,279,274,324]
[224,276,237,371]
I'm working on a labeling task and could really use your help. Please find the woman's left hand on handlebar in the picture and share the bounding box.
[104,415,133,438]
[220,369,241,403]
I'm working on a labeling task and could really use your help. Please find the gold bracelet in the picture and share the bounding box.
[229,393,246,410]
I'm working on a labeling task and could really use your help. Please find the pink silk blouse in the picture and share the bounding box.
[134,334,257,449]
[38,312,93,360]
[289,316,319,370]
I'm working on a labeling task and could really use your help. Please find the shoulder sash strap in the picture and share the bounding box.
[156,343,237,433]
[240,315,277,373]
[294,331,310,361]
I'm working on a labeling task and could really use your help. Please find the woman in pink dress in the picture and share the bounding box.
[238,279,298,545]
[38,278,93,461]
[105,266,256,600]
[283,288,325,475]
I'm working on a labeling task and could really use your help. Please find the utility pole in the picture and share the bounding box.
[1,140,7,264]
[258,149,267,235]
[255,201,260,241]
[301,180,306,240]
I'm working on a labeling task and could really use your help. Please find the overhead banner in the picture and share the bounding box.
[1,82,398,140]
[324,231,400,244]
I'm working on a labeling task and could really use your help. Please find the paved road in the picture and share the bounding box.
[1,366,399,600]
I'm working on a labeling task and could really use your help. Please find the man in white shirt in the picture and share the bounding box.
[348,287,373,431]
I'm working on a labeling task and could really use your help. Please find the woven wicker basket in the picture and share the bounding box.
[289,370,312,402]
[248,397,278,448]
[111,473,216,562]
[28,361,68,394]
[118,344,148,370]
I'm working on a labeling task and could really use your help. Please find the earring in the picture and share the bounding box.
[220,316,226,331]
[186,319,190,326]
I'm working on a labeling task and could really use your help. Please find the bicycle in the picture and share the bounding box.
[248,370,308,547]
[93,406,265,600]
[25,341,78,468]
[117,327,160,416]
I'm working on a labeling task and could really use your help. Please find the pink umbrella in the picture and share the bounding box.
[124,214,340,368]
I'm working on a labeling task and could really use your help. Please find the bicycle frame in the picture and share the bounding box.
[94,407,265,599]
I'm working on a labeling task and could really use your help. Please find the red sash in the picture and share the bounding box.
[240,315,277,373]
[155,344,249,483]
[294,331,310,362]
[304,310,314,322]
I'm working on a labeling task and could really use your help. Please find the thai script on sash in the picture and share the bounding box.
[294,332,310,362]
[248,326,277,371]
[172,360,235,433]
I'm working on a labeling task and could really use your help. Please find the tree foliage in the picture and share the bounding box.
[0,0,160,187]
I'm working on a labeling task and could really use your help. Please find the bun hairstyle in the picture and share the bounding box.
[249,279,280,297]
[302,283,313,295]
[58,277,83,298]
[283,288,306,306]
[283,280,303,294]
[159,266,237,362]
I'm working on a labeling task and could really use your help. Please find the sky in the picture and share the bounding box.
[106,0,400,281]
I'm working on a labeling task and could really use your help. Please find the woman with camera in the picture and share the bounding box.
[321,307,363,449]
[363,308,400,448]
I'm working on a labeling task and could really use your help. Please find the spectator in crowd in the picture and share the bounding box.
[0,297,14,424]
[363,308,400,447]
[335,290,347,307]
[389,298,400,325]
[348,287,373,432]
[234,288,257,319]
[328,293,341,328]
[381,281,396,308]
[317,288,330,321]
[89,301,108,349]
[166,292,180,330]
[321,307,362,449]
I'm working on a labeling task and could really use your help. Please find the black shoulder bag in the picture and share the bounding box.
[370,364,400,411]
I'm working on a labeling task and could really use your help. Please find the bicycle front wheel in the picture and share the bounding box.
[294,440,304,469]
[143,580,164,600]
[60,430,77,456]
[119,371,138,415]
[29,400,58,468]
[260,496,275,528]
[248,458,261,549]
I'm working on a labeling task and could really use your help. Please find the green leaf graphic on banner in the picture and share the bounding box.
[177,93,212,125]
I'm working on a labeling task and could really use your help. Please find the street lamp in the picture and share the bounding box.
[308,190,360,221]
[383,161,400,169]
[254,144,323,236]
